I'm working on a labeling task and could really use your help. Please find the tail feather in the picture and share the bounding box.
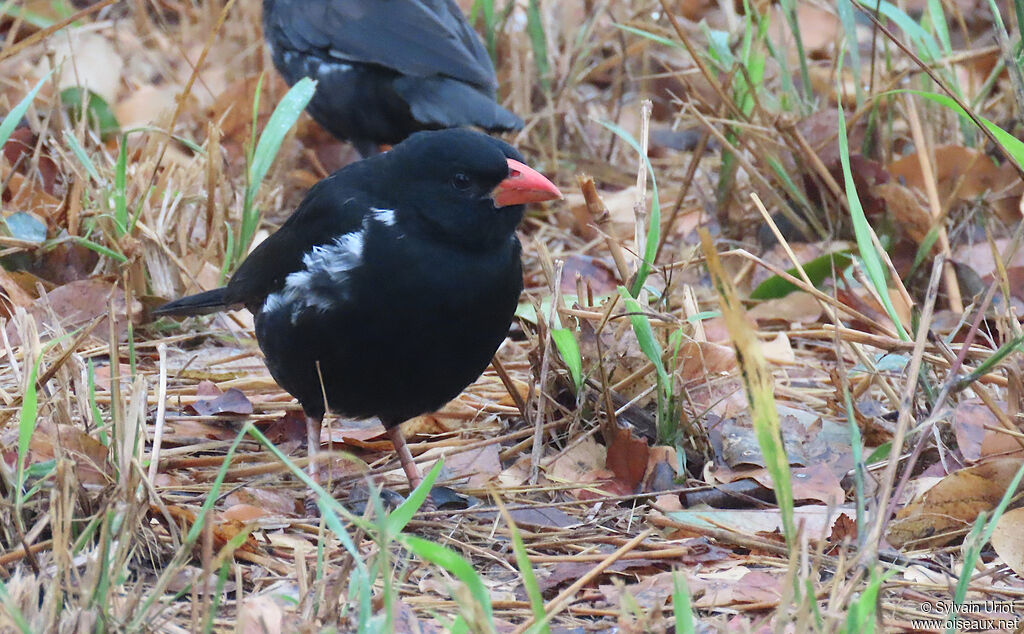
[152,288,233,317]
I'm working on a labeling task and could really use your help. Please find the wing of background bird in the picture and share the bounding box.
[224,178,369,310]
[266,0,496,90]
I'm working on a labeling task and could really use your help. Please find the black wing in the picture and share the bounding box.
[224,173,371,311]
[263,0,496,90]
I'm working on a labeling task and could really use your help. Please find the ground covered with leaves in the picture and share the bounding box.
[2,0,1024,631]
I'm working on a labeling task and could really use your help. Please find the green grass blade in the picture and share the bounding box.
[63,131,101,182]
[243,426,369,574]
[551,327,583,391]
[70,236,128,263]
[699,231,796,557]
[596,120,661,297]
[777,0,811,106]
[398,535,495,629]
[836,0,864,107]
[857,0,941,61]
[495,497,547,634]
[613,23,683,50]
[837,104,909,340]
[672,572,696,634]
[903,89,1024,167]
[113,136,128,235]
[620,288,674,443]
[0,71,52,150]
[948,463,1024,631]
[16,351,46,501]
[526,0,549,91]
[0,579,31,633]
[471,0,496,59]
[238,77,316,263]
[384,460,443,536]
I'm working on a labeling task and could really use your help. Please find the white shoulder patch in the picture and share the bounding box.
[370,207,397,227]
[261,230,366,322]
[317,60,354,77]
[303,232,364,281]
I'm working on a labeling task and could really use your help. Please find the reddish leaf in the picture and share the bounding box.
[606,425,649,492]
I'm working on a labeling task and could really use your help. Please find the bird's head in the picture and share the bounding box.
[379,129,561,249]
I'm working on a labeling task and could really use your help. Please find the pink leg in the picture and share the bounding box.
[306,414,323,482]
[385,425,436,512]
[385,424,422,490]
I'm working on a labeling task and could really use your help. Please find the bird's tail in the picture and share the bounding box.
[152,288,232,317]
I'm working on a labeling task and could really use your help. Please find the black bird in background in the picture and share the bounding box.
[262,0,524,157]
[153,129,561,499]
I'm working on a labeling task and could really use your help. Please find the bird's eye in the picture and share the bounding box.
[451,172,471,190]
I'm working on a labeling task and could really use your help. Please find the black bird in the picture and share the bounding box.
[262,0,524,157]
[153,129,561,497]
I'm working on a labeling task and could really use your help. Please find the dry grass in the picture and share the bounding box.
[2,0,1024,631]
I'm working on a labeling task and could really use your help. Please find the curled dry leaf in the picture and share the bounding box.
[439,443,502,487]
[5,278,141,346]
[225,487,297,516]
[189,387,253,417]
[693,570,783,608]
[990,507,1024,578]
[677,340,736,383]
[547,436,606,484]
[605,425,650,493]
[599,572,675,612]
[954,400,1024,463]
[238,595,284,634]
[747,292,823,324]
[888,457,1024,549]
[888,146,1020,209]
[559,253,619,295]
[874,182,933,247]
[953,238,1024,280]
[221,504,273,523]
[29,421,112,486]
[162,505,259,553]
[760,333,795,364]
[0,269,36,319]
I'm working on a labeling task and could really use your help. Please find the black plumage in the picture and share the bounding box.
[154,129,560,497]
[263,0,524,157]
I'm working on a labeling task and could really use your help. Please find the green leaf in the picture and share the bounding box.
[60,87,120,140]
[551,327,583,391]
[749,251,853,299]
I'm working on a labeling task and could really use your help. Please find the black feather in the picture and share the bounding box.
[262,0,523,156]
